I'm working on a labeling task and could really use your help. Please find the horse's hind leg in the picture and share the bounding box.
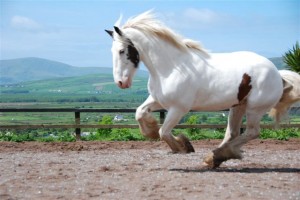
[229,110,264,149]
[219,104,246,147]
[205,109,264,168]
[204,104,246,167]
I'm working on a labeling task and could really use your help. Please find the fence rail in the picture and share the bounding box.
[1,108,299,140]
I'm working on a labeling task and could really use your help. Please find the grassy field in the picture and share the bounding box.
[0,74,148,103]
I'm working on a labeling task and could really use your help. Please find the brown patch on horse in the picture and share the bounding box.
[238,73,252,102]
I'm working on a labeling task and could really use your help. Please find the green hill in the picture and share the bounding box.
[0,74,149,103]
[0,57,148,85]
[0,57,112,84]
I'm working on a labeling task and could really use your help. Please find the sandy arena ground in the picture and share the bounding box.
[0,139,299,200]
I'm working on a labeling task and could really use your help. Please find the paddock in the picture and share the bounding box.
[0,139,299,200]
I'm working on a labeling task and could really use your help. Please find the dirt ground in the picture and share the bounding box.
[0,139,299,200]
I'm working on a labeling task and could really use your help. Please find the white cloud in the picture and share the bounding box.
[11,16,41,31]
[164,8,232,32]
[183,8,221,24]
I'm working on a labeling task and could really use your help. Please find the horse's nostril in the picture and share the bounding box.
[118,81,123,86]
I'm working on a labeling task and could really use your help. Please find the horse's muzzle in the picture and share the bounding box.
[116,78,131,89]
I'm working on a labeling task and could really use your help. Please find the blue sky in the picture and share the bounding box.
[0,0,299,67]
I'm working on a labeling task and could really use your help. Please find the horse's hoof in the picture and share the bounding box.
[203,152,213,167]
[176,134,195,153]
[204,147,243,168]
[203,152,223,168]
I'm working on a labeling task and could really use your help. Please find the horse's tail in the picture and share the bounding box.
[269,70,300,126]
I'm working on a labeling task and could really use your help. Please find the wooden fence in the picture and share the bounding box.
[0,108,299,140]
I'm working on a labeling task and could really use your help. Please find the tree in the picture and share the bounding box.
[283,41,300,73]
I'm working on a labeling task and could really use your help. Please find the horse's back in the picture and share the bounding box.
[208,51,275,71]
[206,51,283,110]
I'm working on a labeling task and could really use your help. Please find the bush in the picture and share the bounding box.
[57,132,76,142]
[111,128,137,141]
[0,130,75,142]
[97,115,113,136]
[0,132,35,142]
[184,129,224,140]
[186,115,200,135]
[283,41,300,73]
[260,128,300,141]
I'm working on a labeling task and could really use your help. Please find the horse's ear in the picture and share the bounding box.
[105,29,113,38]
[114,26,123,37]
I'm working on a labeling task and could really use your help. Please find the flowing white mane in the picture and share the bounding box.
[122,11,207,53]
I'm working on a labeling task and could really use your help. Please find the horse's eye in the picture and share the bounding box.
[119,49,125,54]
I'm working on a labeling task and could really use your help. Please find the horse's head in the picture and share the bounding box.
[105,26,140,89]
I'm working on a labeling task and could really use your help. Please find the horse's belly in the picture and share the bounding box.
[191,96,238,111]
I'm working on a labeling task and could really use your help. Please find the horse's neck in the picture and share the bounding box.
[127,28,183,78]
[142,43,179,78]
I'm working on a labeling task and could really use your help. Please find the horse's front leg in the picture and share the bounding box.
[135,96,162,139]
[159,108,195,153]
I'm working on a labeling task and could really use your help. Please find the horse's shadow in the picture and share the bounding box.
[169,167,300,174]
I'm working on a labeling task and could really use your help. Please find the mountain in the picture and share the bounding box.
[0,57,112,84]
[269,57,288,70]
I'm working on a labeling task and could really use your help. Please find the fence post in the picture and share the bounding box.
[75,111,81,141]
[160,111,165,124]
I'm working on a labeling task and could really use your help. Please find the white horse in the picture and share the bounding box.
[105,11,300,168]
